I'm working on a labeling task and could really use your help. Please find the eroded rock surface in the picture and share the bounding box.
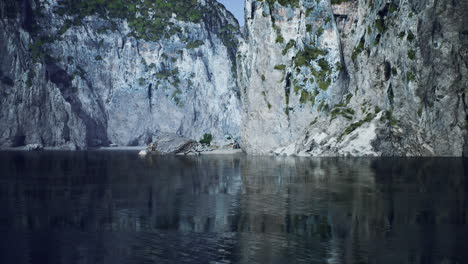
[238,0,467,156]
[1,0,466,156]
[0,0,241,149]
[147,133,198,155]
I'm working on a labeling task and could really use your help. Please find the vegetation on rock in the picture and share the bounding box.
[338,113,375,141]
[55,0,203,41]
[261,0,300,9]
[274,64,286,71]
[199,133,213,145]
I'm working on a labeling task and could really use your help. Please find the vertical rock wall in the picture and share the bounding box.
[238,0,468,156]
[0,0,242,149]
[0,0,466,156]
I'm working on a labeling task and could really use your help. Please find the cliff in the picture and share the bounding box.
[238,0,467,156]
[1,0,467,156]
[0,0,241,149]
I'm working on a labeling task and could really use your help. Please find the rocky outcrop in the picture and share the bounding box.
[142,133,198,155]
[238,0,468,156]
[1,0,467,156]
[25,143,43,151]
[139,132,241,156]
[0,0,241,149]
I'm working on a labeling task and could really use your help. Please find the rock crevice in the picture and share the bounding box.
[0,0,466,156]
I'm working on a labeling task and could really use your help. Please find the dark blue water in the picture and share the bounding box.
[0,151,467,264]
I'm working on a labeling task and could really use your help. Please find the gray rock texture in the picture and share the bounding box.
[1,0,467,156]
[147,133,198,155]
[25,143,43,151]
[238,0,467,156]
[0,0,241,149]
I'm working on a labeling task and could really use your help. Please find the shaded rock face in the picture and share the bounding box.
[238,0,467,156]
[1,0,467,156]
[0,0,241,149]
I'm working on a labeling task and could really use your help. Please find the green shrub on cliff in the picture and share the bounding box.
[299,90,310,104]
[274,64,286,71]
[262,0,300,9]
[186,40,204,49]
[55,0,204,42]
[331,0,351,4]
[351,37,365,62]
[375,19,386,33]
[282,40,296,55]
[200,133,213,145]
[273,25,284,43]
[407,31,415,42]
[338,113,375,141]
[407,72,416,82]
[294,46,328,67]
[408,49,416,60]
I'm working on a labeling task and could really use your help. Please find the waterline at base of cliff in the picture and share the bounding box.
[0,0,466,156]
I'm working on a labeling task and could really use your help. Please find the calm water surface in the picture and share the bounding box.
[0,151,467,264]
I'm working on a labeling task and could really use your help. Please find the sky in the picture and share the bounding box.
[217,0,245,26]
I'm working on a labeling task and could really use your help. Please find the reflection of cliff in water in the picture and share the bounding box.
[235,157,467,263]
[0,152,244,232]
[0,152,466,263]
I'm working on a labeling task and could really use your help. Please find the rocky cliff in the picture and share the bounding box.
[238,0,468,156]
[0,0,241,149]
[1,0,467,156]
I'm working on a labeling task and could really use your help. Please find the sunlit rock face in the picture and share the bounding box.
[238,0,468,156]
[0,0,467,156]
[0,0,242,149]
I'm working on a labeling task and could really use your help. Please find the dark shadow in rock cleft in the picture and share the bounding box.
[45,58,109,147]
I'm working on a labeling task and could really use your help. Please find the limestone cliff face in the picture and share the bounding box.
[0,0,241,149]
[238,0,468,156]
[1,0,467,156]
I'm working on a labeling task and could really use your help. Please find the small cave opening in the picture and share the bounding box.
[12,135,26,147]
